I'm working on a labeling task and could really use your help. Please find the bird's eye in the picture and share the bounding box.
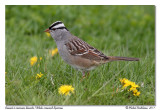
[52,28,56,30]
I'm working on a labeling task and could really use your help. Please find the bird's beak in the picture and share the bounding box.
[44,28,50,33]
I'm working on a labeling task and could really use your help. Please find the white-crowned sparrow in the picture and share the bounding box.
[44,21,139,78]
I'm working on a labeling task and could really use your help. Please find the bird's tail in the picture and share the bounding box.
[107,56,139,61]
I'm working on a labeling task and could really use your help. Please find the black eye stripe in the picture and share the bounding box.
[49,21,63,29]
[52,27,68,31]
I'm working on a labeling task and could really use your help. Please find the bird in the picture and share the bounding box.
[44,21,139,78]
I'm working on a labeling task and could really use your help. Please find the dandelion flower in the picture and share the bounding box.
[133,91,140,96]
[131,82,139,88]
[120,78,139,89]
[30,56,42,66]
[136,91,140,96]
[120,78,132,89]
[120,78,140,96]
[131,88,138,94]
[36,72,43,79]
[30,56,38,66]
[49,48,58,57]
[129,87,137,91]
[58,85,74,96]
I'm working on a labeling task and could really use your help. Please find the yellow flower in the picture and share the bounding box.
[120,78,132,89]
[36,72,43,79]
[129,86,136,91]
[30,56,42,66]
[133,91,140,96]
[120,78,139,89]
[30,56,38,66]
[131,82,139,88]
[58,85,74,96]
[120,78,140,96]
[49,48,58,56]
[5,72,7,74]
[120,78,130,84]
[46,32,51,37]
[129,87,138,93]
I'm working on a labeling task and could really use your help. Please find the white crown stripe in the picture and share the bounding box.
[54,23,65,28]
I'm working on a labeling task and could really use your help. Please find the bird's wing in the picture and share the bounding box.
[65,37,109,61]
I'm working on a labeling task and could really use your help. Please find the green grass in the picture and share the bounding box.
[5,5,155,105]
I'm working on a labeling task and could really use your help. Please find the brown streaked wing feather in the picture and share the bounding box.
[70,49,87,55]
[65,37,109,61]
[81,50,107,61]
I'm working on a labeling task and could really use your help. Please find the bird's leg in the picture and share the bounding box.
[80,71,86,81]
[81,71,90,81]
[82,71,86,79]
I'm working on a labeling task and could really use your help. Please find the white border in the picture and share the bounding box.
[2,0,157,5]
[0,3,5,110]
[156,2,160,110]
[1,0,160,110]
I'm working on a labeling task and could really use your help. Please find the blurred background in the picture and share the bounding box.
[5,6,155,57]
[5,6,155,105]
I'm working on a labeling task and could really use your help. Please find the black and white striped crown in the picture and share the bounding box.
[49,21,68,31]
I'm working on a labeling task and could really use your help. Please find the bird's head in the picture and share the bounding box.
[44,21,69,40]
